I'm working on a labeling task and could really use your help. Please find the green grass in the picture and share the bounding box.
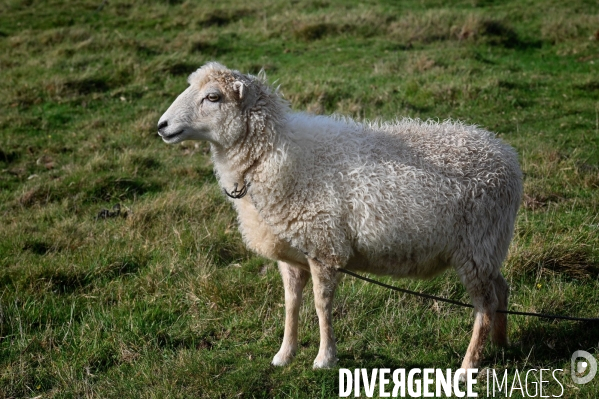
[1,0,599,397]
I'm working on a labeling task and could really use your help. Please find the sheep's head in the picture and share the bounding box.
[157,62,279,150]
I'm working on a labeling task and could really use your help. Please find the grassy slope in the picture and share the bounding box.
[0,0,598,397]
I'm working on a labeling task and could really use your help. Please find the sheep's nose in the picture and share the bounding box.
[157,120,168,134]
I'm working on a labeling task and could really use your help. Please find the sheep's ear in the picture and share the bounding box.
[233,81,245,100]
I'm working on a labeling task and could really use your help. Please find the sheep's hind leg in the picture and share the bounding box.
[309,259,340,369]
[491,273,509,347]
[458,262,499,375]
[272,261,310,366]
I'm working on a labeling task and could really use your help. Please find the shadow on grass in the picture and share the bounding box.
[515,320,599,361]
[478,20,543,50]
[24,254,151,294]
[18,176,163,207]
[23,240,55,255]
[469,319,599,373]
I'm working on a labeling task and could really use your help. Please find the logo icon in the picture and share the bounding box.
[571,350,597,384]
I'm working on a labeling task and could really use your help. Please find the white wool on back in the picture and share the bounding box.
[241,111,521,280]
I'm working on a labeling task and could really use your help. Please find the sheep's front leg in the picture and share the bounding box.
[309,259,339,369]
[272,261,310,366]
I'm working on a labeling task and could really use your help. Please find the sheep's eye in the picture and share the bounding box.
[207,93,220,102]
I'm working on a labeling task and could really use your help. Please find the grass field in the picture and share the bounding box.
[1,0,599,397]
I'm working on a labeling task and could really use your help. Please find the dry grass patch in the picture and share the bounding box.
[270,7,390,41]
[197,8,256,28]
[387,9,463,43]
[405,53,437,73]
[512,246,599,281]
[508,223,599,281]
[541,13,599,43]
[131,109,163,136]
[387,10,526,48]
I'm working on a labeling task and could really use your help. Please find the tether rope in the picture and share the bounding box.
[338,268,599,322]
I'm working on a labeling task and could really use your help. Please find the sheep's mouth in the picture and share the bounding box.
[160,129,184,141]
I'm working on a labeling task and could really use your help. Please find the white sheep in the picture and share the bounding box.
[157,62,523,373]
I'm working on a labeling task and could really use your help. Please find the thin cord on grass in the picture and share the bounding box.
[338,268,599,322]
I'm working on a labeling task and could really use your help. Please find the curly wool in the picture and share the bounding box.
[239,112,521,280]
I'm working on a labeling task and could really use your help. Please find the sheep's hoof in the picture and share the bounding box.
[312,357,338,369]
[272,351,294,366]
[456,368,478,383]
